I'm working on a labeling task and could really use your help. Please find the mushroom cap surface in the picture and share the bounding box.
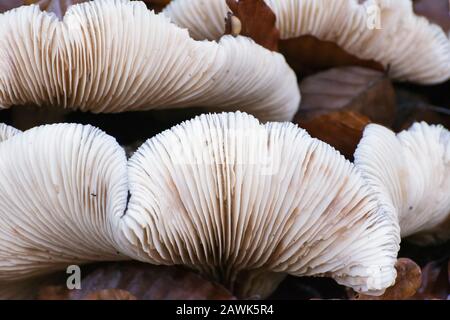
[0,123,128,282]
[120,111,400,298]
[354,122,450,245]
[0,0,300,121]
[163,0,450,84]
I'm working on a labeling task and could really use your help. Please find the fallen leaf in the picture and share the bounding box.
[353,258,422,300]
[280,35,384,77]
[84,289,137,300]
[296,111,370,160]
[298,66,396,127]
[37,285,70,300]
[413,0,450,32]
[38,262,236,300]
[140,0,171,12]
[225,0,279,51]
[413,258,449,300]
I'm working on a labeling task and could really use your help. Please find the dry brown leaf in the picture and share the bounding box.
[84,289,137,300]
[37,285,71,300]
[354,258,422,300]
[280,35,384,77]
[38,262,236,300]
[298,66,396,127]
[140,0,171,12]
[414,0,450,32]
[225,0,279,51]
[296,111,370,160]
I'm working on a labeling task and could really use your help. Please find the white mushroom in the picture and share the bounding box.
[354,122,450,245]
[119,111,400,298]
[0,123,21,142]
[0,123,129,283]
[0,0,300,121]
[163,0,450,84]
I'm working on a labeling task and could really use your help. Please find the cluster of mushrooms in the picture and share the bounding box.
[0,0,449,300]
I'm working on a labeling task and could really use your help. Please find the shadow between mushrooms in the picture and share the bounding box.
[163,0,450,84]
[0,0,300,121]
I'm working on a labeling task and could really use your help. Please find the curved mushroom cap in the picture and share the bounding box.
[163,0,450,84]
[354,122,450,245]
[0,0,300,121]
[0,123,128,282]
[0,123,21,142]
[119,112,400,298]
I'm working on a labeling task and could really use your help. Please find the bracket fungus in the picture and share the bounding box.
[119,112,400,298]
[0,0,300,121]
[163,0,450,84]
[354,122,450,245]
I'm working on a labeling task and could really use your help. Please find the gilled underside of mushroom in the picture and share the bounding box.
[0,123,129,283]
[354,122,450,245]
[163,0,450,84]
[0,113,401,299]
[0,123,21,142]
[0,0,300,122]
[120,112,400,298]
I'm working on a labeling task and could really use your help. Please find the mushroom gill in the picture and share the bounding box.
[119,112,400,298]
[354,122,450,245]
[0,0,300,121]
[163,0,450,84]
[0,123,129,283]
[0,123,21,142]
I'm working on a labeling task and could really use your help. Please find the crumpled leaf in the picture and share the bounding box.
[280,35,384,77]
[298,66,396,127]
[413,0,450,33]
[413,258,449,300]
[84,289,137,300]
[296,111,370,160]
[38,262,236,300]
[353,258,422,300]
[36,285,70,300]
[225,0,279,51]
